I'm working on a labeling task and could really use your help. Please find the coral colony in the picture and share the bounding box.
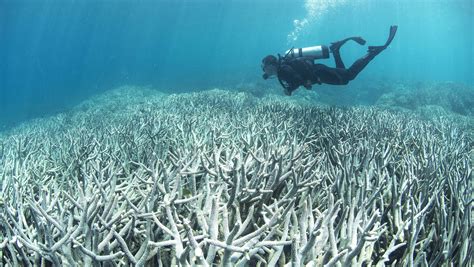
[0,87,472,266]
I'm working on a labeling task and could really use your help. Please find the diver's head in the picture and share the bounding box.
[261,55,278,80]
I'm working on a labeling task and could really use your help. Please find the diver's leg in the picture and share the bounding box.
[330,36,366,68]
[345,52,377,80]
[346,25,397,80]
[332,48,346,69]
[314,64,350,85]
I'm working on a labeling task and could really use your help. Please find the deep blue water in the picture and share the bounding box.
[1,0,473,128]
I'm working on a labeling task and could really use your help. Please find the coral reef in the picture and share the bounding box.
[376,81,474,116]
[0,87,472,266]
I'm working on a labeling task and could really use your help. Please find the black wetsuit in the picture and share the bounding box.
[277,49,380,95]
[275,26,397,95]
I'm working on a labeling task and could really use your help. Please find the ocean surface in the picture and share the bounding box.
[0,0,473,128]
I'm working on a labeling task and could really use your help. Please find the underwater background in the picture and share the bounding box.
[0,1,473,265]
[0,0,473,128]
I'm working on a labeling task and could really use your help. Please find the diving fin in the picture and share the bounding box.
[353,36,367,46]
[384,25,398,47]
[330,36,367,53]
[368,25,398,54]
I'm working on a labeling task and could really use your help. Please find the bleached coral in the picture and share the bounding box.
[0,87,472,266]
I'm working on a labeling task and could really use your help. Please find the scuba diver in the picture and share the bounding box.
[262,25,398,95]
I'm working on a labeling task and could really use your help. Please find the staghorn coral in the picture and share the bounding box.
[376,81,474,116]
[0,87,472,266]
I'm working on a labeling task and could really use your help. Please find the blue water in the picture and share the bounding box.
[1,0,473,128]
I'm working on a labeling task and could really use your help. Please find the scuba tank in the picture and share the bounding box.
[284,45,330,60]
